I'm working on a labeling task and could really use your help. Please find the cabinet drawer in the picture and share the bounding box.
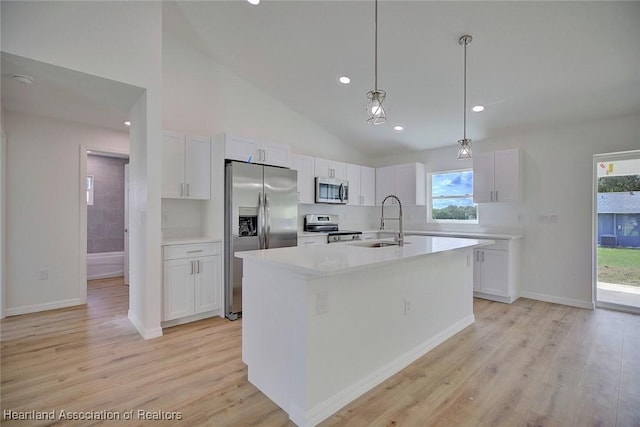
[481,239,509,251]
[298,236,327,246]
[164,242,221,260]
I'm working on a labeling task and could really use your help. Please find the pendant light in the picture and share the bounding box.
[457,35,473,159]
[366,0,386,125]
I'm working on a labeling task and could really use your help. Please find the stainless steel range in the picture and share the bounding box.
[303,214,362,244]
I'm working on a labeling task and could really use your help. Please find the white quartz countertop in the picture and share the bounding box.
[363,229,523,240]
[162,236,222,246]
[236,235,494,277]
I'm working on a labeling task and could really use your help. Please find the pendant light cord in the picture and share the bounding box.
[463,38,467,139]
[374,0,379,91]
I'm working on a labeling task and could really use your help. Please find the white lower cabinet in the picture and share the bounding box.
[473,239,520,303]
[163,242,222,322]
[298,235,327,246]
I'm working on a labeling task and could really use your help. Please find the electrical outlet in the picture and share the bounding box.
[162,212,169,223]
[38,269,48,280]
[316,290,329,315]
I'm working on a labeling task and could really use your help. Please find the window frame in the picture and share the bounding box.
[86,175,94,206]
[427,168,478,224]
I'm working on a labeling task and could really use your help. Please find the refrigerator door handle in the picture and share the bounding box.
[264,193,270,249]
[258,192,264,249]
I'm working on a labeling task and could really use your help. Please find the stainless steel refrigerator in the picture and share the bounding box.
[224,161,298,320]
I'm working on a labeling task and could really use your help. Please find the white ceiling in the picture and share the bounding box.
[1,52,143,132]
[169,0,640,157]
[2,2,639,158]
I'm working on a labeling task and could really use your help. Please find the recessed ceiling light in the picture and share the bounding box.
[124,121,131,126]
[12,74,34,85]
[247,0,260,5]
[472,105,485,112]
[339,76,351,85]
[393,125,404,131]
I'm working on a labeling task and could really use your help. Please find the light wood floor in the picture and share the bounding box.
[2,277,639,426]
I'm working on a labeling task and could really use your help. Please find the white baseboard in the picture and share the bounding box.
[128,310,163,340]
[160,310,223,328]
[6,298,83,316]
[295,314,476,427]
[520,291,594,310]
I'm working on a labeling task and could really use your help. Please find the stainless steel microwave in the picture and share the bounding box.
[315,177,349,204]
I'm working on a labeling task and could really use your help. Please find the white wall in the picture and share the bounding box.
[161,31,370,240]
[3,112,129,314]
[1,1,163,337]
[372,114,640,308]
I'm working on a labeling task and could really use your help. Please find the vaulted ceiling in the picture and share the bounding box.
[2,2,639,159]
[170,1,640,156]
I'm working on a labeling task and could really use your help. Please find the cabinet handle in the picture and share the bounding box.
[187,249,203,253]
[197,260,200,274]
[481,251,485,262]
[495,190,499,202]
[186,183,190,197]
[180,183,184,197]
[190,260,194,275]
[490,191,494,202]
[297,191,300,202]
[476,251,480,262]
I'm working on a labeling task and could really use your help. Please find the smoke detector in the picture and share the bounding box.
[12,74,34,85]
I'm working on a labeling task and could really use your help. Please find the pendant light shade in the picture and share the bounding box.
[366,0,386,125]
[457,35,473,159]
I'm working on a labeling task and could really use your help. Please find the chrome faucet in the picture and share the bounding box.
[380,194,404,246]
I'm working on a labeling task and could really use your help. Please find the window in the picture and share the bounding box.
[86,175,94,206]
[429,169,477,223]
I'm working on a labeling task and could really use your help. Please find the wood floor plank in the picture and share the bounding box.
[2,277,639,426]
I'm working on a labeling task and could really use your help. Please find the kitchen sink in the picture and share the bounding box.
[350,241,403,248]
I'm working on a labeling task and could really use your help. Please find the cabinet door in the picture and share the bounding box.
[194,255,221,314]
[292,154,315,204]
[473,249,482,292]
[360,166,376,206]
[478,249,509,296]
[225,135,259,163]
[314,158,331,178]
[472,152,495,203]
[346,163,361,206]
[163,258,195,321]
[494,149,519,202]
[262,142,291,168]
[396,164,416,206]
[161,132,185,199]
[315,158,347,180]
[185,136,211,200]
[375,166,395,205]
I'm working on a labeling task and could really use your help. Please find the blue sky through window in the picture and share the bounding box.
[432,171,474,209]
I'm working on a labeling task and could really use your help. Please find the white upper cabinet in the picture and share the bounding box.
[347,163,376,206]
[314,158,347,180]
[292,154,315,204]
[224,134,291,168]
[473,148,521,203]
[161,131,211,200]
[375,162,425,206]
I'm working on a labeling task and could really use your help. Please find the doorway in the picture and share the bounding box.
[84,149,130,302]
[593,150,640,313]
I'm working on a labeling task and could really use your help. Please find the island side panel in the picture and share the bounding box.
[303,248,475,425]
[242,260,309,416]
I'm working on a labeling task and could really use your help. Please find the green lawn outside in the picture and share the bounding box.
[598,247,640,286]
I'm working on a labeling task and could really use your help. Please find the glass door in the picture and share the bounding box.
[593,151,640,313]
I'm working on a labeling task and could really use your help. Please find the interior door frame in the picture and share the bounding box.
[80,146,130,303]
[592,149,640,313]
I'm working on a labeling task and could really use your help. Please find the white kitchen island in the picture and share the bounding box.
[236,235,493,427]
